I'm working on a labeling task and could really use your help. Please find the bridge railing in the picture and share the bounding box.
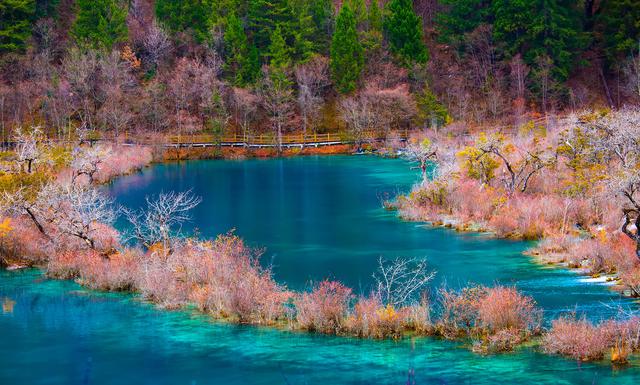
[164,130,409,146]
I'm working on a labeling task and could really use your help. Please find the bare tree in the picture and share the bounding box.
[142,22,172,70]
[230,87,260,140]
[295,56,330,139]
[261,67,294,153]
[366,85,417,134]
[623,47,640,100]
[2,187,49,237]
[62,48,100,130]
[339,94,373,151]
[404,137,437,182]
[71,145,112,184]
[123,190,202,250]
[476,133,552,195]
[372,257,436,307]
[13,127,44,173]
[37,182,117,250]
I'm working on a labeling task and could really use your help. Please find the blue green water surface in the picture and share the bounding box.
[1,155,639,384]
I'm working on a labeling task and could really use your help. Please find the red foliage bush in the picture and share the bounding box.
[95,145,153,183]
[346,296,410,339]
[477,286,541,333]
[0,216,54,265]
[295,280,353,334]
[437,286,487,338]
[138,235,289,322]
[542,316,610,361]
[437,285,540,340]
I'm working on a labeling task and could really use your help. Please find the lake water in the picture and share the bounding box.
[1,155,638,384]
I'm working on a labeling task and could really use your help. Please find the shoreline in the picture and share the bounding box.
[1,149,638,365]
[397,211,635,298]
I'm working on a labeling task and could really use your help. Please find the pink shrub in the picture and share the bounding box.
[477,286,541,333]
[1,217,51,265]
[488,328,525,351]
[95,145,153,183]
[295,280,353,333]
[346,296,411,339]
[620,266,640,297]
[448,178,498,221]
[138,235,289,322]
[47,250,83,279]
[542,317,610,361]
[76,250,139,291]
[437,286,486,337]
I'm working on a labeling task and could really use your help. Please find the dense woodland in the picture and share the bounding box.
[1,0,640,142]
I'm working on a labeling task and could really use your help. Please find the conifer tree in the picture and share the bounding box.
[347,0,367,31]
[72,0,128,50]
[383,0,428,66]
[35,0,59,18]
[0,0,36,54]
[492,0,587,82]
[224,13,260,85]
[268,24,291,71]
[435,0,491,47]
[330,4,364,93]
[289,0,317,62]
[597,0,640,59]
[365,0,383,52]
[155,0,213,42]
[247,0,293,51]
[309,0,333,50]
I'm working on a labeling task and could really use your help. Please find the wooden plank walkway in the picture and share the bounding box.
[162,131,408,148]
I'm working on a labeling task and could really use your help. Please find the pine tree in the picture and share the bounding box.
[597,0,640,59]
[247,0,293,52]
[72,0,128,50]
[268,24,291,70]
[289,0,317,62]
[383,0,428,66]
[0,0,36,54]
[330,4,364,93]
[435,0,491,47]
[309,0,333,51]
[492,0,587,82]
[35,0,59,18]
[347,0,367,31]
[224,13,259,85]
[364,0,383,52]
[155,0,213,42]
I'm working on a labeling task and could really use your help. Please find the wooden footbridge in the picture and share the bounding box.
[160,131,410,148]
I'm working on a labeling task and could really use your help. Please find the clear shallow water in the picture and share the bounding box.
[1,155,639,384]
[1,269,639,385]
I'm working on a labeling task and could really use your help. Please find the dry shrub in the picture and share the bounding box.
[47,247,138,291]
[437,285,540,344]
[473,328,524,354]
[346,296,408,339]
[487,328,525,352]
[437,286,487,338]
[48,250,83,280]
[542,316,610,361]
[477,286,541,333]
[405,302,433,334]
[137,235,289,322]
[95,145,152,183]
[295,280,352,334]
[565,235,636,274]
[76,250,139,291]
[447,178,498,222]
[0,216,53,265]
[619,264,640,297]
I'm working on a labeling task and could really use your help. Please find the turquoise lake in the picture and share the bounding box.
[1,155,639,384]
